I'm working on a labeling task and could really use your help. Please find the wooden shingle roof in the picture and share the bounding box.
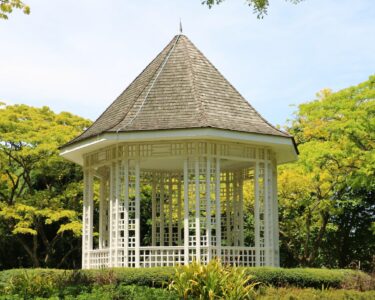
[67,34,290,146]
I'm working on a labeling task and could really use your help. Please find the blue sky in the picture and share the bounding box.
[1,0,374,126]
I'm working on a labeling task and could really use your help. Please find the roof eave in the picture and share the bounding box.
[60,128,298,166]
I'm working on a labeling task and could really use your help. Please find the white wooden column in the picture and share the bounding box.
[82,168,93,268]
[160,173,165,246]
[108,163,115,267]
[206,157,212,261]
[195,158,201,262]
[168,174,173,246]
[225,172,231,246]
[233,171,239,246]
[114,160,120,267]
[151,172,156,246]
[177,175,182,246]
[183,159,189,264]
[254,158,261,267]
[239,170,244,246]
[134,159,141,267]
[99,175,105,249]
[264,160,270,266]
[272,159,280,267]
[215,158,221,258]
[124,159,129,267]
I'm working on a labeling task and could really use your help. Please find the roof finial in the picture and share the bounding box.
[179,18,183,34]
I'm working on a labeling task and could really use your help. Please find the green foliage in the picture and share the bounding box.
[67,285,177,300]
[0,267,373,299]
[0,103,91,269]
[87,267,175,287]
[256,287,375,300]
[0,0,29,19]
[279,76,375,269]
[202,0,304,18]
[243,267,374,290]
[169,259,259,299]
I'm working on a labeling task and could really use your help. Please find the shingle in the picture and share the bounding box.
[64,35,290,147]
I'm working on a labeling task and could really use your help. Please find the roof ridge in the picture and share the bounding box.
[113,35,182,133]
[181,36,208,126]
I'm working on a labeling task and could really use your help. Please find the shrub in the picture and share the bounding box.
[63,285,177,300]
[0,265,373,298]
[243,267,373,289]
[86,267,175,287]
[256,286,375,300]
[3,269,57,298]
[169,259,259,299]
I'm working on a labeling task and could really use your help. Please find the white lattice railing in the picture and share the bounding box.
[87,249,110,269]
[139,246,185,267]
[86,246,265,269]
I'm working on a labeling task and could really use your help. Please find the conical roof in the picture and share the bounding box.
[67,34,289,146]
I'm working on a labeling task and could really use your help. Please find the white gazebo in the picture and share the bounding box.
[60,34,298,269]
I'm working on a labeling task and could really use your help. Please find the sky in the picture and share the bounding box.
[1,0,374,127]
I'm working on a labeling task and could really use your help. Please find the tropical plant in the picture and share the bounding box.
[169,259,259,299]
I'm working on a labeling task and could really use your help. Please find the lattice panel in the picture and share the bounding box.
[82,142,278,269]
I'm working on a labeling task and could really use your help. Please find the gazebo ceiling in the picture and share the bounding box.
[61,34,298,165]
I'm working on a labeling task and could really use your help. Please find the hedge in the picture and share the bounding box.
[243,267,369,289]
[0,266,372,291]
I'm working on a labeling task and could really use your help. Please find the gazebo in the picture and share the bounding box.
[60,34,297,269]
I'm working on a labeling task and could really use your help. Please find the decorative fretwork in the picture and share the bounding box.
[82,141,278,269]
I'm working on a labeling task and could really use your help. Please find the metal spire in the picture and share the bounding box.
[179,18,183,34]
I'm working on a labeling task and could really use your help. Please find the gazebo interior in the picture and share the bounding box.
[82,140,278,269]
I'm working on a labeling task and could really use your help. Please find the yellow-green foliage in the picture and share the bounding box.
[169,259,259,300]
[257,287,375,300]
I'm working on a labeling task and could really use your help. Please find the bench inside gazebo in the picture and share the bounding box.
[60,34,297,269]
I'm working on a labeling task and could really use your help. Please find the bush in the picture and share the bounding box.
[256,287,375,300]
[64,285,177,300]
[0,265,373,298]
[86,267,175,287]
[243,267,373,289]
[169,259,259,299]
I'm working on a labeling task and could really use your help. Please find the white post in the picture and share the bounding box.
[267,161,274,266]
[254,159,260,267]
[264,160,270,266]
[124,159,129,267]
[114,160,120,267]
[82,168,92,269]
[88,170,94,254]
[195,158,201,262]
[215,158,221,258]
[135,159,140,267]
[272,159,280,267]
[183,159,189,264]
[206,157,212,261]
[233,171,239,246]
[108,164,114,267]
[177,175,182,246]
[225,172,231,246]
[99,176,104,249]
[168,174,173,246]
[160,173,165,246]
[239,170,244,246]
[151,172,156,246]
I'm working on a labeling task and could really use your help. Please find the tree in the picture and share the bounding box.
[203,0,304,18]
[0,0,29,19]
[278,76,375,269]
[0,103,91,268]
